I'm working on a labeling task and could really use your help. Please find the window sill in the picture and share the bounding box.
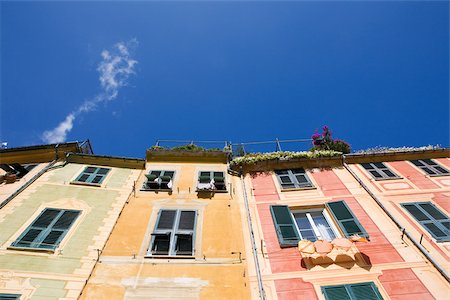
[144,255,195,259]
[70,181,102,187]
[7,246,56,254]
[196,189,228,193]
[428,173,450,178]
[280,186,316,192]
[140,188,173,192]
[373,177,404,181]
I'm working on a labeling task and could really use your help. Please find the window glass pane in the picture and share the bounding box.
[152,235,170,255]
[41,230,64,248]
[361,163,374,170]
[419,203,448,220]
[441,221,449,231]
[422,167,436,175]
[291,169,306,174]
[32,209,60,228]
[156,210,176,229]
[175,234,193,255]
[383,170,396,178]
[178,211,195,230]
[91,175,103,184]
[0,294,21,300]
[295,174,308,184]
[84,167,96,173]
[164,171,174,178]
[281,183,296,189]
[434,166,449,174]
[323,286,351,300]
[423,223,447,238]
[373,162,386,169]
[423,159,437,166]
[280,176,292,184]
[150,171,161,177]
[310,211,336,241]
[275,170,289,175]
[294,212,316,240]
[403,204,430,221]
[17,229,42,246]
[411,160,424,166]
[78,174,90,182]
[97,168,110,175]
[370,171,382,178]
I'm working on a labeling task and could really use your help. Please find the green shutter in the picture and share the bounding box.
[326,200,369,238]
[269,205,300,247]
[12,209,80,250]
[322,282,383,300]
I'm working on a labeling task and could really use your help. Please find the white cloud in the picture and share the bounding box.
[42,113,75,144]
[41,39,138,144]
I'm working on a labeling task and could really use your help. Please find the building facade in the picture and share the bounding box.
[236,149,450,300]
[0,144,143,300]
[80,147,251,299]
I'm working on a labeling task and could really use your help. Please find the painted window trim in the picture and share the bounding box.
[196,171,227,192]
[146,209,198,258]
[275,168,314,190]
[71,166,111,186]
[361,162,401,180]
[321,282,383,300]
[410,159,450,177]
[291,208,341,241]
[142,170,175,191]
[401,202,450,242]
[9,208,81,252]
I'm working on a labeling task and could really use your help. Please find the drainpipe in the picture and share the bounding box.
[0,148,71,210]
[342,155,450,283]
[239,171,266,300]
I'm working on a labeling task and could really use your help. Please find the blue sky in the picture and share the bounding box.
[1,1,449,158]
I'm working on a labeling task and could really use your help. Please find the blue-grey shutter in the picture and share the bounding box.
[13,209,80,250]
[349,283,383,300]
[326,200,369,238]
[156,210,176,230]
[322,286,351,300]
[0,294,21,300]
[402,202,450,241]
[270,205,300,247]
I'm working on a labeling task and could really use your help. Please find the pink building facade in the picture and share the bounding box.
[241,149,449,300]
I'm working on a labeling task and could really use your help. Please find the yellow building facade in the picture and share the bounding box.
[80,148,251,299]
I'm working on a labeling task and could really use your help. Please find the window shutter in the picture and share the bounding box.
[326,200,369,238]
[156,210,176,230]
[349,283,383,300]
[322,286,351,300]
[178,211,196,230]
[270,205,300,247]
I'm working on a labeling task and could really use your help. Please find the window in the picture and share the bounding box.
[410,159,450,176]
[270,200,368,247]
[143,170,175,191]
[74,166,110,184]
[361,162,399,179]
[402,202,450,242]
[292,209,339,242]
[11,208,80,250]
[275,169,313,189]
[148,209,197,257]
[0,163,35,178]
[322,282,383,300]
[197,171,226,191]
[0,294,21,300]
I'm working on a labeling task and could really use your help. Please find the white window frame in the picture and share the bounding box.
[291,208,341,241]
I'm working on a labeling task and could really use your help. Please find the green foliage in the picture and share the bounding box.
[229,150,342,168]
[170,144,206,151]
